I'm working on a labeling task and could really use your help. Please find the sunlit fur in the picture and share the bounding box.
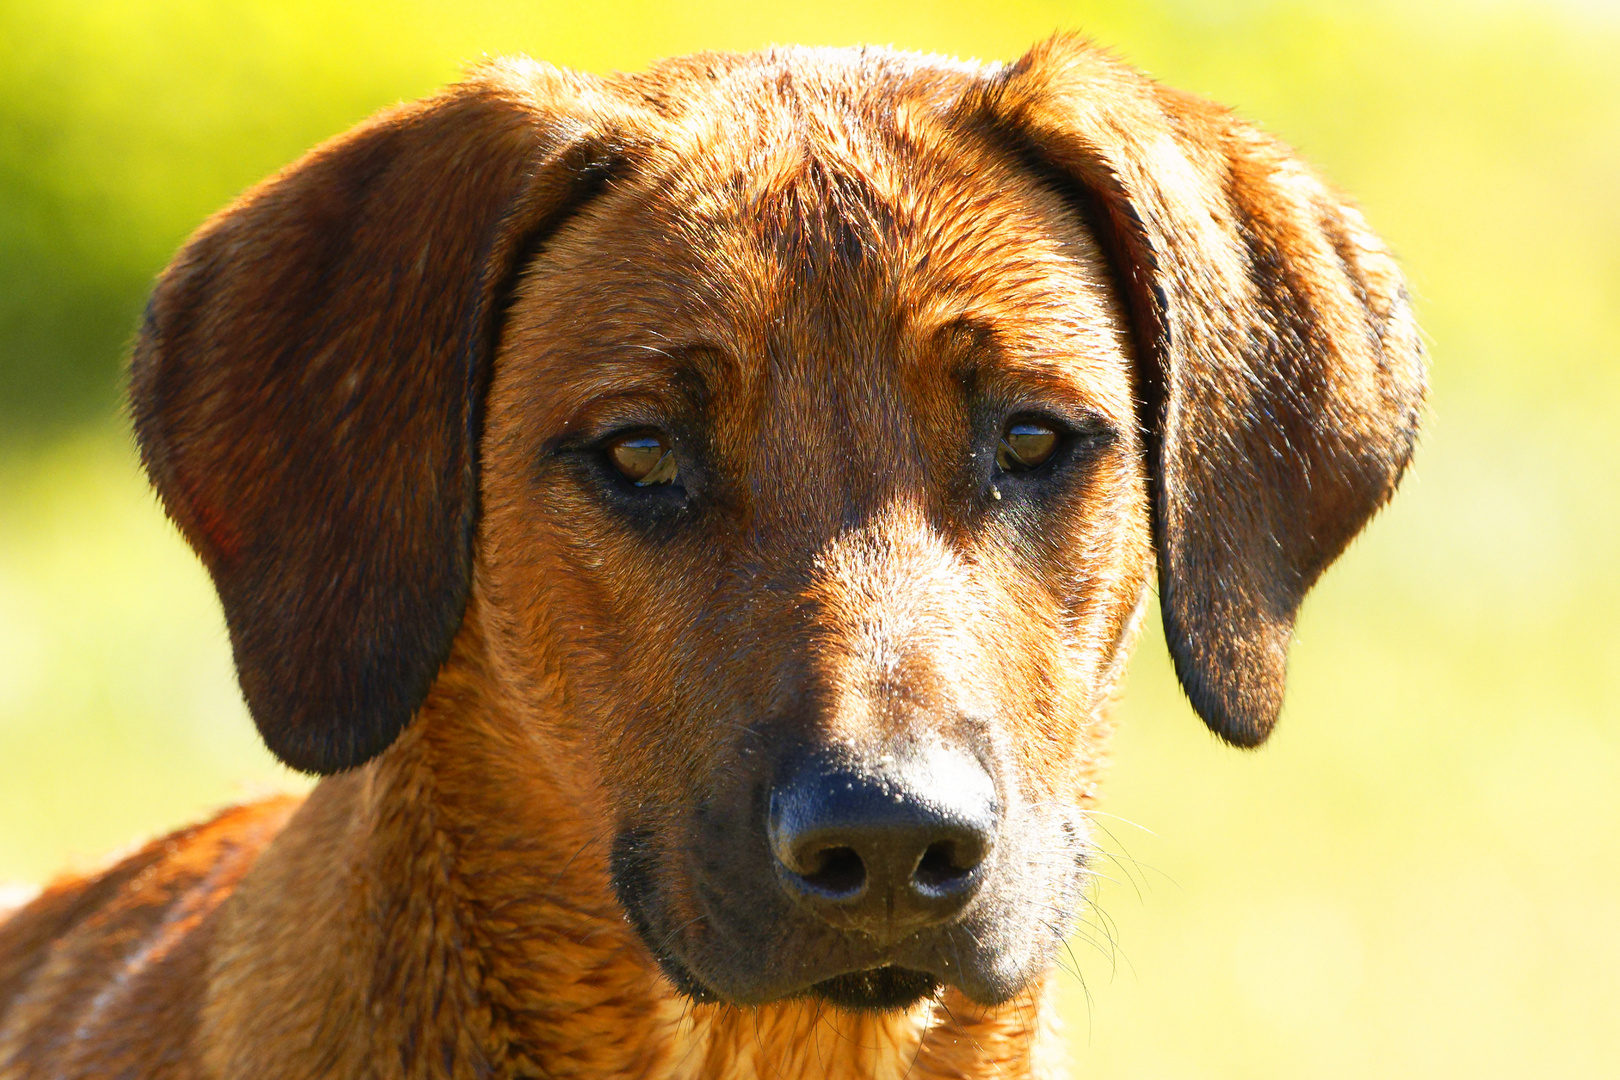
[0,36,1421,1079]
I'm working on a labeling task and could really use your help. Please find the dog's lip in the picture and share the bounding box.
[656,911,993,1007]
[664,946,945,1009]
[805,965,940,1011]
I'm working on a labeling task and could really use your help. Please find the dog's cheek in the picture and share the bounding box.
[471,446,665,822]
[972,521,1111,784]
[476,382,745,946]
[585,535,740,803]
[1036,446,1149,721]
[973,451,1151,947]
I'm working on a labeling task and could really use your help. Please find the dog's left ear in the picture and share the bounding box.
[971,36,1426,746]
[131,61,653,773]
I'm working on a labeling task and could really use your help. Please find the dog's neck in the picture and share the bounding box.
[201,636,1062,1080]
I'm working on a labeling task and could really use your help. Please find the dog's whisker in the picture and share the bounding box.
[1079,808,1159,836]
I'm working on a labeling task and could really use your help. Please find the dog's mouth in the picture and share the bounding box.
[809,967,941,1011]
[653,945,940,1012]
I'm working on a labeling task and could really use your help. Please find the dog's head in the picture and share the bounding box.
[130,40,1423,1011]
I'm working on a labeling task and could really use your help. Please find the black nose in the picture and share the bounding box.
[767,744,998,936]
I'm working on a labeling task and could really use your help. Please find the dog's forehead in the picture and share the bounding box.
[639,65,1119,331]
[504,61,1133,434]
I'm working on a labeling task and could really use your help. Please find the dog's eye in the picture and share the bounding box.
[606,431,678,486]
[996,420,1061,472]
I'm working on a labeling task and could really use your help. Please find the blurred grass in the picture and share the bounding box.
[1,1,1617,1076]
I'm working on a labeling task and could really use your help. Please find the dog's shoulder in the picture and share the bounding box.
[0,797,300,1077]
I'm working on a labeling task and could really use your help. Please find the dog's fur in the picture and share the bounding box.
[0,37,1423,1079]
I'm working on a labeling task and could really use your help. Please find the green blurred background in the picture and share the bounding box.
[2,0,1617,1075]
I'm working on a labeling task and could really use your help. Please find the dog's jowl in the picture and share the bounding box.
[0,37,1423,1080]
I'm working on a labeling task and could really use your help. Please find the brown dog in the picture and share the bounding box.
[0,36,1423,1079]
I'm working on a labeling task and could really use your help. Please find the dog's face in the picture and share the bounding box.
[129,42,1423,1014]
[476,112,1150,1005]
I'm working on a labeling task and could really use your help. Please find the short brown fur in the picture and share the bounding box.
[0,37,1422,1079]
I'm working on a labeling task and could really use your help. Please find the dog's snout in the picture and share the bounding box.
[767,746,997,936]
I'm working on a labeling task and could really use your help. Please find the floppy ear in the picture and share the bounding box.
[974,36,1425,746]
[131,61,650,773]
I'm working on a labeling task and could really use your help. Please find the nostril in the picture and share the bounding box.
[796,845,866,898]
[913,839,982,894]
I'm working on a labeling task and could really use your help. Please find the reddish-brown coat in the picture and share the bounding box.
[1,35,1422,1079]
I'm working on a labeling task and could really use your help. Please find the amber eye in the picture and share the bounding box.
[606,430,678,486]
[996,419,1061,472]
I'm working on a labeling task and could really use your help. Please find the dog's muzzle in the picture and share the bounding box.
[610,735,1045,1012]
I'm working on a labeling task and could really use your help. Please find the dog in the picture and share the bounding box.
[0,35,1423,1079]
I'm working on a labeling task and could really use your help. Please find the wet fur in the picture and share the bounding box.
[0,36,1421,1079]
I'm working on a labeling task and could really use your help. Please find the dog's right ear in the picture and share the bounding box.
[131,61,652,774]
[969,36,1425,747]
